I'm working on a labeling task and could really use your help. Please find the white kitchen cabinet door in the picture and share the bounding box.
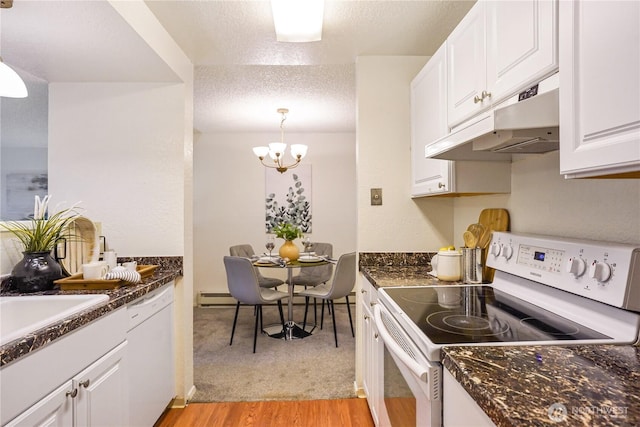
[412,37,511,197]
[448,0,558,128]
[360,278,382,426]
[4,381,74,427]
[75,341,128,427]
[411,43,453,196]
[443,369,496,427]
[559,0,640,178]
[447,0,487,127]
[485,0,558,106]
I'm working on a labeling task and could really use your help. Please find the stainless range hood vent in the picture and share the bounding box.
[492,136,558,153]
[472,127,560,154]
[426,73,560,161]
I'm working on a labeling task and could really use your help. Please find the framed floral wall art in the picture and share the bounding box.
[265,164,312,233]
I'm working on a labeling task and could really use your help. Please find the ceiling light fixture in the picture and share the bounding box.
[0,56,28,98]
[271,0,324,42]
[253,108,308,174]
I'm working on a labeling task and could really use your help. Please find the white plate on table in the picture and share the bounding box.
[298,255,322,263]
[255,256,279,265]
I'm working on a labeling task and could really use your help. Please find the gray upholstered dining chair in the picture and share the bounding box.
[290,242,333,287]
[290,242,333,323]
[229,244,285,289]
[224,256,289,353]
[298,252,356,347]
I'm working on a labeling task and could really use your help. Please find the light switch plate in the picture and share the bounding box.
[371,188,382,205]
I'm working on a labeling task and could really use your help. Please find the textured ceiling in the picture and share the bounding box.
[1,0,475,134]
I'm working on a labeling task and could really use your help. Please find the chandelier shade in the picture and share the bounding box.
[253,108,308,174]
[0,57,28,98]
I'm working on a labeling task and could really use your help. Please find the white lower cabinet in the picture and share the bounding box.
[359,277,383,426]
[4,381,73,427]
[0,308,128,427]
[443,369,496,427]
[559,0,640,178]
[5,342,128,427]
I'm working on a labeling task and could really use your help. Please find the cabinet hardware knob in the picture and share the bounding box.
[66,388,78,398]
[364,315,369,320]
[438,182,446,188]
[374,333,379,339]
[370,301,377,307]
[482,90,492,99]
[361,289,366,293]
[473,94,483,104]
[79,379,90,388]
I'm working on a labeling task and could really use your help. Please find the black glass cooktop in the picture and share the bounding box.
[383,286,610,344]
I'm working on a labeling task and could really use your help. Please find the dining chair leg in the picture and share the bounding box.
[302,296,310,331]
[313,298,318,325]
[253,305,261,353]
[259,304,264,332]
[345,295,354,337]
[320,299,325,330]
[230,301,240,346]
[330,300,338,347]
[277,300,285,330]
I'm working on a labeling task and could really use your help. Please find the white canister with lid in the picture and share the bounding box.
[431,249,462,281]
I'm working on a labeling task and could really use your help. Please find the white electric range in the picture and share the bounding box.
[373,232,640,427]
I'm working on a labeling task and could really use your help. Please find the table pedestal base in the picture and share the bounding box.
[264,321,313,340]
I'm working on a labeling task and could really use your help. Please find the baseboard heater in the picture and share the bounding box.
[198,292,356,307]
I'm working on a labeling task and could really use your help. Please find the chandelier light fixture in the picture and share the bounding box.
[0,56,28,98]
[0,2,28,98]
[253,108,308,174]
[270,0,324,43]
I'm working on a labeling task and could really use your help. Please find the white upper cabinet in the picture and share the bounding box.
[448,0,558,128]
[559,0,640,179]
[411,43,511,197]
[411,43,453,196]
[447,1,487,128]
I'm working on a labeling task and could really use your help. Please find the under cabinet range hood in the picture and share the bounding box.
[426,73,560,161]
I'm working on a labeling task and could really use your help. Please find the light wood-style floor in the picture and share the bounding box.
[154,399,374,427]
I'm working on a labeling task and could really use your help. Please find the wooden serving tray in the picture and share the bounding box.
[55,265,158,290]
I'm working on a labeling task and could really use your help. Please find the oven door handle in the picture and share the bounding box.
[373,304,429,382]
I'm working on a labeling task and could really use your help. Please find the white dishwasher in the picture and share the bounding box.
[127,283,175,427]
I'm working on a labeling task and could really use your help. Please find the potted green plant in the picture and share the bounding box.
[271,223,303,261]
[1,195,82,292]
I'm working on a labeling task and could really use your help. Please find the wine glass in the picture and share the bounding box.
[265,236,275,258]
[303,236,313,255]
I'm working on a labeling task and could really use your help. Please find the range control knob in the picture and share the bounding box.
[490,242,502,257]
[588,260,612,282]
[501,245,514,260]
[566,257,587,278]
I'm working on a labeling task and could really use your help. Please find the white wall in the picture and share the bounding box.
[453,151,640,245]
[356,56,455,252]
[194,132,357,296]
[47,83,184,256]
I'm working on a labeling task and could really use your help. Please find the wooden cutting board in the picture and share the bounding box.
[478,208,510,236]
[477,208,510,282]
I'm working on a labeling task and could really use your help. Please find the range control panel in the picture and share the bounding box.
[487,232,640,310]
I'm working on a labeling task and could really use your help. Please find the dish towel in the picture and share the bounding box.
[105,266,141,283]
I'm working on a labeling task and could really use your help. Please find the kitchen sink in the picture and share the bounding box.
[0,294,109,346]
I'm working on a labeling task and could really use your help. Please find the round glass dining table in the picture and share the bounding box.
[253,258,330,340]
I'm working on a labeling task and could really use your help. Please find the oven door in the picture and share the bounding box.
[373,304,441,427]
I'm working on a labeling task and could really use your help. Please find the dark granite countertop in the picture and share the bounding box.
[0,257,182,368]
[359,253,640,426]
[359,251,463,288]
[443,345,640,427]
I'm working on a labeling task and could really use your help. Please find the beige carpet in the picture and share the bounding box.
[191,302,357,402]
